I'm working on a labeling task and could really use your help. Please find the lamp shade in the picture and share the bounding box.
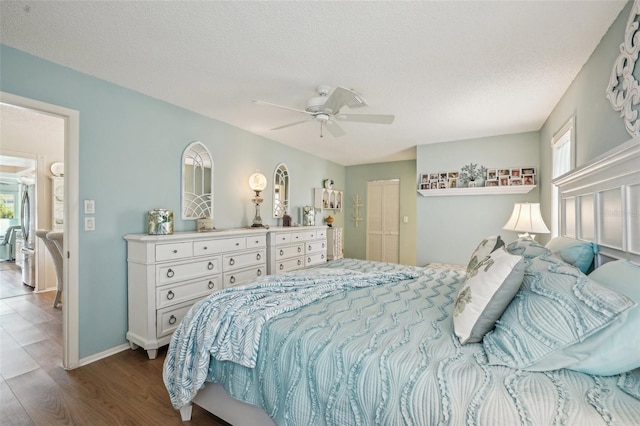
[503,203,550,234]
[249,172,267,192]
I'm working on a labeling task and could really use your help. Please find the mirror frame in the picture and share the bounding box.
[181,141,213,220]
[273,162,290,218]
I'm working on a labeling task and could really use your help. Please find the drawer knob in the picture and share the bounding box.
[297,247,302,253]
[280,249,284,256]
[321,254,325,260]
[166,290,175,300]
[257,269,262,276]
[256,253,261,260]
[297,259,301,265]
[279,264,284,270]
[308,258,311,263]
[167,269,175,278]
[169,315,177,325]
[203,246,208,250]
[255,240,259,244]
[308,245,312,251]
[322,243,325,248]
[230,276,236,284]
[208,261,215,270]
[208,281,215,289]
[236,242,240,246]
[173,249,178,254]
[229,258,235,266]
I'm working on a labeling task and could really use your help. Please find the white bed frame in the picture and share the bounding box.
[178,138,640,424]
[553,137,640,267]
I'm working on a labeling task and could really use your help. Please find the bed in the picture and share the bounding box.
[163,138,640,425]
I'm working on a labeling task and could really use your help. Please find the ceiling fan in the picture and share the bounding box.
[253,85,395,138]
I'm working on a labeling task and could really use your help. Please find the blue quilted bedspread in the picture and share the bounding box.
[164,259,640,425]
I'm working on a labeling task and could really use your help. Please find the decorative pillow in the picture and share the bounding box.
[454,247,525,344]
[505,236,549,260]
[545,237,599,274]
[466,235,505,274]
[482,254,635,370]
[563,260,640,375]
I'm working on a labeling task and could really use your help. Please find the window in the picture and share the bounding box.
[551,117,575,237]
[0,193,16,219]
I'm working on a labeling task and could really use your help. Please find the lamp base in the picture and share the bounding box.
[518,232,536,240]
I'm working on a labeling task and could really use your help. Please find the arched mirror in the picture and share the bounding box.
[273,163,290,218]
[182,141,213,220]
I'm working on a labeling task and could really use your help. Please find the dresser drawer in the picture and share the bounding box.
[275,257,303,274]
[306,251,326,267]
[223,265,265,288]
[223,249,265,271]
[273,233,291,244]
[156,301,194,338]
[194,237,246,255]
[156,276,222,309]
[307,240,326,254]
[246,235,266,249]
[156,242,193,262]
[276,244,304,260]
[294,230,319,241]
[316,229,327,239]
[157,257,221,285]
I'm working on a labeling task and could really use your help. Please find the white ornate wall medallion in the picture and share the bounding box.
[606,0,640,137]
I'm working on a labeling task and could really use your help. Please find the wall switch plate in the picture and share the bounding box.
[403,216,409,223]
[85,216,95,231]
[84,200,95,214]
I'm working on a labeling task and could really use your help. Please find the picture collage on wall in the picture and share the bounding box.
[419,167,536,189]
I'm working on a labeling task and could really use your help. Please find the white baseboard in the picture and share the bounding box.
[77,343,130,367]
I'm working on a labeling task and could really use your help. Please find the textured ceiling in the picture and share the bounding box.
[0,1,626,166]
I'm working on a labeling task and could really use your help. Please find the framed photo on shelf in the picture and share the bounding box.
[487,169,497,180]
[522,167,536,175]
[499,175,509,186]
[498,169,510,176]
[420,174,430,186]
[429,173,439,181]
[448,178,458,188]
[523,174,535,185]
[510,177,523,186]
[486,179,498,187]
[510,168,521,178]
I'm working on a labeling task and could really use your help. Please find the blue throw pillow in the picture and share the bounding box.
[545,237,599,274]
[564,260,640,375]
[482,254,635,371]
[506,236,550,260]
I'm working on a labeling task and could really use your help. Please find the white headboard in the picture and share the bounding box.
[552,137,640,267]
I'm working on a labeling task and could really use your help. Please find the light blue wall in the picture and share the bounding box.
[416,132,540,266]
[344,160,417,265]
[0,45,344,358]
[538,1,632,232]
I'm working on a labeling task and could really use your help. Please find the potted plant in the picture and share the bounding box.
[460,163,488,187]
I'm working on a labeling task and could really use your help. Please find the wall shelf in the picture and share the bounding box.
[418,185,536,197]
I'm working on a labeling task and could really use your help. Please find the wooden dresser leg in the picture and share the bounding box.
[179,404,193,421]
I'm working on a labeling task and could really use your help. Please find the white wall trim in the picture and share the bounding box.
[78,343,130,367]
[1,91,81,369]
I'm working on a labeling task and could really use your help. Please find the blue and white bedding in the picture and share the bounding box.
[164,258,640,425]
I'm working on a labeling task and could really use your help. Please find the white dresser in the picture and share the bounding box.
[124,228,267,359]
[327,226,344,260]
[266,226,327,274]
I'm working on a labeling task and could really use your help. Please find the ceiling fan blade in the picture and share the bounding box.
[322,87,367,114]
[335,113,395,124]
[271,118,312,131]
[325,121,346,138]
[253,100,312,115]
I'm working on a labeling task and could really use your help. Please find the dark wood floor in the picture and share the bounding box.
[1,275,229,425]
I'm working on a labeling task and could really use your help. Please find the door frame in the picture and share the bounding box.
[1,91,80,369]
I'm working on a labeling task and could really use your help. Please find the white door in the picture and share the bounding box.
[366,180,400,263]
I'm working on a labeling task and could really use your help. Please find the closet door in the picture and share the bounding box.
[366,180,400,263]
